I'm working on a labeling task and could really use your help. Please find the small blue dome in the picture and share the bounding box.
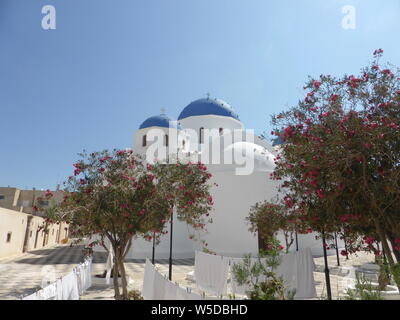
[272,136,284,146]
[139,114,181,130]
[178,98,240,120]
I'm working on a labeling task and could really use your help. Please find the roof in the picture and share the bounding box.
[178,98,240,120]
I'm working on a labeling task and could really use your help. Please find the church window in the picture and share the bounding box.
[142,135,147,147]
[165,134,169,147]
[199,127,204,144]
[219,128,224,135]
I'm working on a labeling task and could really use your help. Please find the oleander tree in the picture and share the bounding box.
[270,49,400,288]
[151,159,215,249]
[247,201,297,253]
[36,149,214,300]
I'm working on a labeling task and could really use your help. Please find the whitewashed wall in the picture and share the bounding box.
[0,208,28,258]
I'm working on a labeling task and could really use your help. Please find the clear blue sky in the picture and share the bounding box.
[1,0,399,190]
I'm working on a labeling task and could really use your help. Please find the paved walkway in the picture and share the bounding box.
[0,244,195,300]
[0,244,382,300]
[0,244,85,299]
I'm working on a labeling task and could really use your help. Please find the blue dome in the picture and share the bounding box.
[178,98,240,120]
[272,136,284,146]
[139,114,181,130]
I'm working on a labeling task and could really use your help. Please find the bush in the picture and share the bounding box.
[128,289,144,300]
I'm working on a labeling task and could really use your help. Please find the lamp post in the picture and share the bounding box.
[334,232,340,266]
[151,231,156,264]
[322,234,332,300]
[343,233,349,260]
[168,206,174,281]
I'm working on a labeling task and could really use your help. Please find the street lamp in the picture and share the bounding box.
[152,231,156,264]
[334,232,340,266]
[168,206,174,281]
[322,233,332,300]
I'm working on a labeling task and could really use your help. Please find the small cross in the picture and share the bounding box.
[160,108,166,114]
[206,92,210,99]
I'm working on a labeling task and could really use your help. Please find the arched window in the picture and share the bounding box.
[219,128,224,135]
[142,135,147,147]
[164,134,169,147]
[199,127,204,144]
[182,140,186,149]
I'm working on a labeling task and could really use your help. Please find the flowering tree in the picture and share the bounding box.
[270,49,400,288]
[247,201,296,253]
[37,149,214,299]
[151,160,214,235]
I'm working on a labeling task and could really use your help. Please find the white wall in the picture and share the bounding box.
[179,115,244,152]
[124,170,281,259]
[127,217,198,260]
[200,171,279,257]
[0,208,28,258]
[277,232,345,257]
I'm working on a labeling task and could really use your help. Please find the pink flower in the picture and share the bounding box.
[283,126,295,139]
[315,189,325,199]
[73,163,81,169]
[313,80,321,89]
[329,94,339,102]
[44,190,53,197]
[373,49,384,55]
[100,156,111,162]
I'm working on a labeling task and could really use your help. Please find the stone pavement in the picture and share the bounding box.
[0,244,87,299]
[0,244,196,300]
[0,244,383,300]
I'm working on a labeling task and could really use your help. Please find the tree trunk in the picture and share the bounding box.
[118,257,129,299]
[373,218,400,290]
[388,235,400,263]
[113,256,121,300]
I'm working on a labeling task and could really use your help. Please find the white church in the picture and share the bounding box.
[122,97,332,259]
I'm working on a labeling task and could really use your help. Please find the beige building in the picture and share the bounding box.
[0,187,68,258]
